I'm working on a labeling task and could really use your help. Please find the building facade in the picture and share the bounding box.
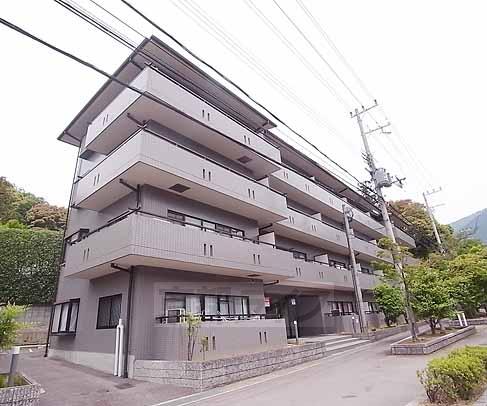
[49,37,415,375]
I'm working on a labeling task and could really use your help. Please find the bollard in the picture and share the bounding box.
[293,320,299,344]
[7,346,20,387]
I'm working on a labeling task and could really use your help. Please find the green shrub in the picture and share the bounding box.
[0,304,25,350]
[418,346,487,403]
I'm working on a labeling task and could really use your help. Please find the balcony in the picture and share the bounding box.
[279,258,380,291]
[270,208,392,263]
[63,211,296,280]
[268,168,387,239]
[394,226,416,248]
[73,130,288,225]
[82,67,280,179]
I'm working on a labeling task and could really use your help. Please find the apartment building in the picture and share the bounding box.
[48,36,415,375]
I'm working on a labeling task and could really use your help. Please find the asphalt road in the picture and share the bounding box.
[157,326,487,406]
[2,327,486,406]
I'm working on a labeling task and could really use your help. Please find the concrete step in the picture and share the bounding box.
[325,338,370,355]
[301,334,354,345]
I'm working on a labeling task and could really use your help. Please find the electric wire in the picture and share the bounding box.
[171,0,359,156]
[118,0,379,195]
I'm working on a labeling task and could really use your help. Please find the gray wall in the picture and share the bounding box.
[130,267,266,360]
[142,185,259,239]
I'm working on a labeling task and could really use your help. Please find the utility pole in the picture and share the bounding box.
[423,188,445,254]
[343,205,367,334]
[351,101,417,341]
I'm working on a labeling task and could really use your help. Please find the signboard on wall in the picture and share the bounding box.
[264,297,271,307]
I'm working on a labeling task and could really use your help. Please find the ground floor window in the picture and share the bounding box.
[329,300,355,315]
[367,302,379,312]
[164,292,250,319]
[96,294,122,329]
[51,299,80,335]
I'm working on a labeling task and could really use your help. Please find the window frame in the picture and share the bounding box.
[96,294,122,330]
[50,298,80,336]
[164,292,250,318]
[167,210,245,238]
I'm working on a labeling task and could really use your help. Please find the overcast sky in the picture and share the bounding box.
[1,0,485,224]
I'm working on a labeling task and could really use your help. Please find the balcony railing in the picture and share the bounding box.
[155,313,279,323]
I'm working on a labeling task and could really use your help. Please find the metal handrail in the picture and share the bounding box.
[155,313,278,323]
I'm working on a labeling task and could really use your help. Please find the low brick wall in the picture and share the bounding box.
[134,341,329,390]
[390,326,476,355]
[0,373,42,406]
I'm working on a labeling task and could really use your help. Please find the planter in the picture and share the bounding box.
[390,326,476,355]
[0,373,42,406]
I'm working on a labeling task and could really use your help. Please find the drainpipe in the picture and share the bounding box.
[123,267,134,378]
[110,264,134,378]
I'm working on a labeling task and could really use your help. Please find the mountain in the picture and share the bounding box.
[451,209,487,242]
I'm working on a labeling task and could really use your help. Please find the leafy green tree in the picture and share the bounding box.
[0,304,25,350]
[407,265,456,334]
[446,244,487,317]
[373,283,404,326]
[390,199,454,258]
[26,203,67,231]
[0,177,17,223]
[0,226,62,304]
[0,177,44,225]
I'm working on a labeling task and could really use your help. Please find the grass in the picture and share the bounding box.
[0,373,28,388]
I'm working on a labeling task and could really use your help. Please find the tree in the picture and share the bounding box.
[185,312,201,361]
[373,283,404,326]
[407,265,456,334]
[0,304,25,350]
[390,199,454,258]
[0,177,17,223]
[26,203,67,231]
[0,226,62,304]
[446,244,487,317]
[376,237,418,340]
[0,177,44,226]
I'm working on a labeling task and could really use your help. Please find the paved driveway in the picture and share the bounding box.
[157,326,487,406]
[0,350,194,406]
[1,327,486,406]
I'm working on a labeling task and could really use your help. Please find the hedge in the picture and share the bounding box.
[0,227,62,304]
[418,346,487,403]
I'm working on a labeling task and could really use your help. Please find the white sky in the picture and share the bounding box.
[1,0,485,224]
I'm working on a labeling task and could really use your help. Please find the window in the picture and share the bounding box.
[330,260,347,270]
[96,294,122,329]
[167,210,245,237]
[164,293,250,319]
[292,251,307,260]
[51,299,80,335]
[328,301,355,315]
[168,210,185,225]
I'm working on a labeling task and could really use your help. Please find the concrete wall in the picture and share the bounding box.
[151,319,287,361]
[142,186,259,238]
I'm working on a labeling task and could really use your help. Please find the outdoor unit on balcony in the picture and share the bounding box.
[166,308,186,323]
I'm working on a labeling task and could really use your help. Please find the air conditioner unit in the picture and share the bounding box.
[166,308,186,323]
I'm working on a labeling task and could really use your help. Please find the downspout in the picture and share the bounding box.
[123,267,134,378]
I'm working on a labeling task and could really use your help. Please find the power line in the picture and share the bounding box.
[271,0,363,106]
[171,0,358,155]
[295,0,375,102]
[243,0,352,111]
[293,0,437,191]
[119,0,377,195]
